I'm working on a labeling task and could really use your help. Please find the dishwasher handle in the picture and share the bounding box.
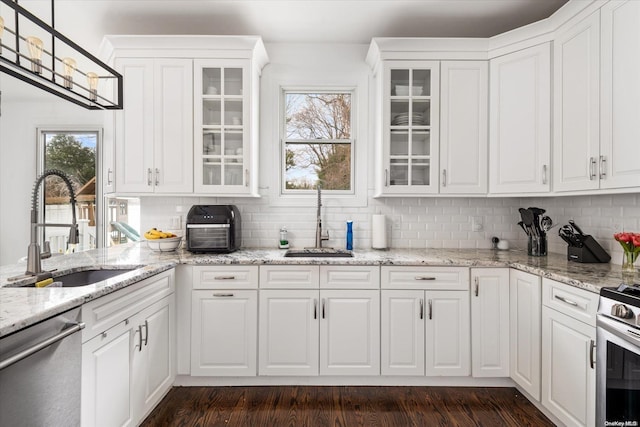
[0,322,85,370]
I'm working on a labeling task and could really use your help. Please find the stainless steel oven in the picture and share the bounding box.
[596,285,640,426]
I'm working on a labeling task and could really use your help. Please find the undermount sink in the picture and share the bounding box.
[22,266,141,288]
[284,248,353,258]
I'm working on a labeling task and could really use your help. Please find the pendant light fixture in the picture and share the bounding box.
[0,0,122,110]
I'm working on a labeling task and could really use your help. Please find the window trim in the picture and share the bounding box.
[280,87,356,196]
[37,126,104,250]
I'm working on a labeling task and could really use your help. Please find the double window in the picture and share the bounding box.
[282,90,354,193]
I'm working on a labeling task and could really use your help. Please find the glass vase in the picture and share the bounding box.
[621,251,638,284]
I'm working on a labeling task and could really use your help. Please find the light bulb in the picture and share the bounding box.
[62,57,76,89]
[26,36,44,74]
[86,72,99,101]
[0,17,5,54]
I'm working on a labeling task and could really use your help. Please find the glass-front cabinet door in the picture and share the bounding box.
[194,59,250,193]
[383,61,440,194]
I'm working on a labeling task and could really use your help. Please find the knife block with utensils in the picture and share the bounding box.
[567,235,611,263]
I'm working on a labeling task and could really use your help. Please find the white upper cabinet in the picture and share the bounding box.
[102,36,268,197]
[553,11,601,192]
[381,61,441,195]
[489,43,551,195]
[600,0,640,190]
[440,61,488,194]
[114,57,193,194]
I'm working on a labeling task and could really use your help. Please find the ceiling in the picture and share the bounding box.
[13,0,569,49]
[1,0,569,100]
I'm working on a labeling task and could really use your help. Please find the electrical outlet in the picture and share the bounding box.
[472,216,483,232]
[170,216,181,229]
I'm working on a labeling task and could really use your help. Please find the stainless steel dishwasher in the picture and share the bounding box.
[0,307,84,427]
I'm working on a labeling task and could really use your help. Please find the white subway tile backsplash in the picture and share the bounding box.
[139,193,638,260]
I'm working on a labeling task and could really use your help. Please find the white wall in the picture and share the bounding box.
[0,75,103,265]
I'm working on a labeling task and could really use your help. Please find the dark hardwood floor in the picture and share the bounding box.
[141,386,554,427]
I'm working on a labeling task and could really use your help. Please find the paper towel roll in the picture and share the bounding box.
[371,214,387,249]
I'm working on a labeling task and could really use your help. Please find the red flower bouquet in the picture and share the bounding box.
[614,232,640,276]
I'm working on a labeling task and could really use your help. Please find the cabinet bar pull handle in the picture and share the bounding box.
[142,320,149,347]
[155,168,160,186]
[137,324,143,352]
[589,157,597,180]
[245,169,249,187]
[428,299,433,320]
[147,168,152,186]
[313,299,318,320]
[419,298,424,320]
[589,339,595,369]
[442,169,446,187]
[542,164,548,185]
[599,155,606,179]
[414,276,436,281]
[554,295,578,306]
[107,168,113,185]
[214,276,236,280]
[385,169,389,187]
[0,322,85,370]
[322,298,326,319]
[213,293,234,297]
[474,277,479,297]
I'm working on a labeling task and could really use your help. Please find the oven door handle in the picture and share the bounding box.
[0,322,85,370]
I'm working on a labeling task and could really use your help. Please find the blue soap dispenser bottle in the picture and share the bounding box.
[346,220,353,250]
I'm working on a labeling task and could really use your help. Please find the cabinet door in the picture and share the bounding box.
[194,59,251,194]
[381,290,425,376]
[542,306,596,427]
[153,59,193,193]
[103,114,116,194]
[258,290,319,376]
[114,58,155,193]
[510,269,541,400]
[425,290,470,376]
[553,11,601,192]
[600,0,640,189]
[320,290,380,375]
[191,290,257,376]
[489,43,551,194]
[471,268,510,377]
[382,61,440,195]
[440,61,488,194]
[132,295,175,422]
[82,320,135,427]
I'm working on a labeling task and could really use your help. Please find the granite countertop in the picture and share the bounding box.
[0,242,628,338]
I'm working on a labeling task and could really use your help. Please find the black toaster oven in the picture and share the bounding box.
[186,205,241,253]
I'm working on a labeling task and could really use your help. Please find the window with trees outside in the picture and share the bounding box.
[283,90,353,192]
[39,130,99,254]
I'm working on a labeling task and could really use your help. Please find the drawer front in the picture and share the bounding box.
[193,265,258,289]
[381,266,469,290]
[320,265,380,289]
[259,265,319,289]
[542,278,598,327]
[81,269,174,342]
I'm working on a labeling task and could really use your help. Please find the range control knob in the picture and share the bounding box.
[611,303,634,319]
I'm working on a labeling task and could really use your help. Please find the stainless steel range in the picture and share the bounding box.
[596,284,640,426]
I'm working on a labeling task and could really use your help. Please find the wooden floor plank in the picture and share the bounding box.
[141,386,554,427]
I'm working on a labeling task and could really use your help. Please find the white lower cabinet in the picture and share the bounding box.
[259,289,319,376]
[542,279,597,427]
[191,290,258,376]
[509,269,541,400]
[320,289,380,375]
[258,265,380,376]
[81,270,176,427]
[381,266,470,377]
[471,268,510,377]
[425,290,471,376]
